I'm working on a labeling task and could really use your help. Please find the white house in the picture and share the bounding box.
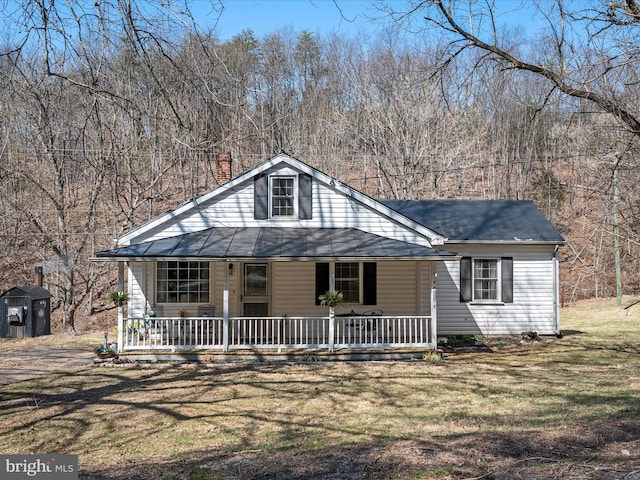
[93,153,564,356]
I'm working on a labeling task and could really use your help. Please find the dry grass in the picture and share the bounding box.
[1,298,639,479]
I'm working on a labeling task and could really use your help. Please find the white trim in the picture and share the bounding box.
[553,246,561,335]
[471,257,502,303]
[269,175,297,219]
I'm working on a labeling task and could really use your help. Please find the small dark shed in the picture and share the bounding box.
[0,286,51,339]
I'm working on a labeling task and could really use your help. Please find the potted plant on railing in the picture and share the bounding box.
[319,290,343,353]
[318,290,344,308]
[108,291,129,307]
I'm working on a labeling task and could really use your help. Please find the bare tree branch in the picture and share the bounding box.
[430,0,640,135]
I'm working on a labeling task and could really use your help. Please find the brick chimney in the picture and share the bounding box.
[34,264,44,287]
[216,152,232,184]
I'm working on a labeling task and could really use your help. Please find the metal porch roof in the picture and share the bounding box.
[94,227,455,261]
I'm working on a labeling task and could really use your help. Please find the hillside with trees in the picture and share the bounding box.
[0,0,638,331]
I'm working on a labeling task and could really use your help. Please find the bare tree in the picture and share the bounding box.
[382,0,640,136]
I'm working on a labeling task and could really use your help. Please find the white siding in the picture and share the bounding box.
[130,165,433,248]
[128,262,148,317]
[436,245,559,335]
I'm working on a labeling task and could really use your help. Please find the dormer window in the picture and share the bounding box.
[271,177,295,217]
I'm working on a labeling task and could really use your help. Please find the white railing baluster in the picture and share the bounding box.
[122,314,435,352]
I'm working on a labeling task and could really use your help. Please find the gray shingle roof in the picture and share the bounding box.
[380,200,564,242]
[95,227,455,260]
[0,286,51,299]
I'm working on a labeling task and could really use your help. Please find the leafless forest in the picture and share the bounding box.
[1,1,639,330]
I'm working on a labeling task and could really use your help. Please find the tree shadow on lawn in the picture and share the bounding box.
[77,419,640,480]
[1,363,639,480]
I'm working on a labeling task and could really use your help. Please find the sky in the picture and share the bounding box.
[192,0,380,40]
[190,0,541,42]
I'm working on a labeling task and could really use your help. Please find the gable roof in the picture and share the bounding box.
[381,200,564,243]
[95,227,455,261]
[114,153,445,247]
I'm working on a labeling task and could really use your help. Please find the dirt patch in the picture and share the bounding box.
[0,333,99,385]
[439,331,554,354]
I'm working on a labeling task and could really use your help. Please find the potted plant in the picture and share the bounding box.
[94,331,116,359]
[93,345,115,359]
[108,291,129,307]
[318,290,344,307]
[319,290,343,354]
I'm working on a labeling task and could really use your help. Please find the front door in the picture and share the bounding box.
[242,263,269,316]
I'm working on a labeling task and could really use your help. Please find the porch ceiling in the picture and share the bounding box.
[93,227,456,261]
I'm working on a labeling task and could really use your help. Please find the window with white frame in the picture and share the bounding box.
[156,261,210,303]
[271,177,295,217]
[460,257,513,304]
[473,259,499,301]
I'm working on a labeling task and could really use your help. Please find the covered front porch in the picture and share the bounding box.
[94,227,453,357]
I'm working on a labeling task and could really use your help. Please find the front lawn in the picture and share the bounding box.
[1,298,639,479]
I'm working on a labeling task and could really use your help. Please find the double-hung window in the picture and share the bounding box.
[156,261,210,303]
[271,177,295,218]
[460,257,513,304]
[335,262,360,303]
[315,262,377,305]
[254,172,312,220]
[473,259,498,301]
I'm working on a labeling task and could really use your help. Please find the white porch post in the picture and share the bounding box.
[430,286,437,347]
[328,267,335,352]
[223,262,230,352]
[328,306,335,352]
[117,262,124,354]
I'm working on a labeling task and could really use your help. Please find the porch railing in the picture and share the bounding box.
[121,314,437,353]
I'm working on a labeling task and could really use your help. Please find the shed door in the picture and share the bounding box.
[242,263,269,316]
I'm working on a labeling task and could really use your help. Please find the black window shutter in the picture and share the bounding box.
[460,257,472,302]
[298,173,313,219]
[363,262,377,305]
[501,257,514,303]
[315,263,330,305]
[254,173,268,220]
